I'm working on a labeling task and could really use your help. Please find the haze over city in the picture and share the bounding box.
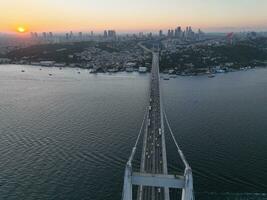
[1,0,267,33]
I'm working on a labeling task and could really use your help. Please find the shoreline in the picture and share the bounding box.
[1,63,266,77]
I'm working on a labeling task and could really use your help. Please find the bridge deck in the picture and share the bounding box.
[139,53,169,200]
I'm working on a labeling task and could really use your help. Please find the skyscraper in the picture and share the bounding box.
[167,29,171,37]
[159,30,163,37]
[42,32,47,39]
[108,30,116,37]
[104,30,108,37]
[175,26,182,38]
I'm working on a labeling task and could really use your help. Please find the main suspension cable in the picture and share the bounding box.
[163,110,191,169]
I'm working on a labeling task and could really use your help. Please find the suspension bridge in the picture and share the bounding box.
[121,50,194,200]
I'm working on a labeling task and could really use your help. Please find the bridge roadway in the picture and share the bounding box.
[139,53,169,200]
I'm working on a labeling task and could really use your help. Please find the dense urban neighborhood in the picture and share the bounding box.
[1,29,267,75]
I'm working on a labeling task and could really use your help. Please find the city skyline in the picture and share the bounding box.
[1,0,267,33]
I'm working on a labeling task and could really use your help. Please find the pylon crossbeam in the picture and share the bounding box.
[132,172,185,188]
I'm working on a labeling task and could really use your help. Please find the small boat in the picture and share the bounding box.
[78,71,81,74]
[90,69,97,74]
[208,74,215,78]
[21,70,25,72]
[39,68,42,70]
[163,76,170,80]
[49,74,52,76]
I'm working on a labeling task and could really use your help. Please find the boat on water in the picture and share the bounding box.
[89,69,97,74]
[170,75,177,78]
[107,68,118,73]
[21,70,25,72]
[49,74,52,76]
[125,67,134,72]
[208,74,215,78]
[163,76,170,80]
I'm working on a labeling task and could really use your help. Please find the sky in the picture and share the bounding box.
[1,0,267,33]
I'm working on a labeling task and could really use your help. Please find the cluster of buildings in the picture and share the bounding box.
[0,58,11,64]
[159,26,204,40]
[160,36,267,76]
[30,31,92,43]
[29,30,119,43]
[70,42,149,73]
[103,30,116,38]
[27,27,205,45]
[1,40,150,73]
[30,32,54,40]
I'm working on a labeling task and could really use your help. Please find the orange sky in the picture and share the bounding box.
[1,0,267,33]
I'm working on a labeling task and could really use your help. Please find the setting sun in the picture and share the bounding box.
[17,26,26,33]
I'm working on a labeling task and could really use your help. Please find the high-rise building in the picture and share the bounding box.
[170,30,174,37]
[103,30,116,38]
[108,30,116,37]
[159,30,163,37]
[104,30,108,37]
[167,29,174,37]
[42,32,47,39]
[175,26,182,38]
[167,29,171,37]
[30,32,39,39]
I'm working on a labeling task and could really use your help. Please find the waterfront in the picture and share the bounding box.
[0,65,266,199]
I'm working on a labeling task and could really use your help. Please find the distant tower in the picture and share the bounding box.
[226,32,234,45]
[42,32,47,39]
[107,30,116,37]
[170,29,174,37]
[167,29,171,37]
[104,30,108,37]
[175,26,182,38]
[159,30,163,37]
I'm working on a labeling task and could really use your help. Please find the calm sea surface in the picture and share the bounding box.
[0,65,266,200]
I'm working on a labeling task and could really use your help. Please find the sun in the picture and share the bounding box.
[17,26,26,33]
